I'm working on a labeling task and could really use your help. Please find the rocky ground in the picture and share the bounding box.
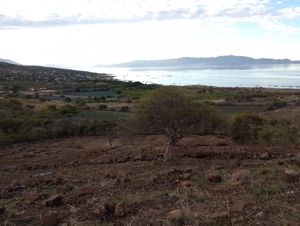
[0,135,299,226]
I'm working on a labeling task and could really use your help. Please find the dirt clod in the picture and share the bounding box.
[104,201,116,213]
[206,172,222,183]
[41,211,59,226]
[230,200,245,212]
[260,152,271,160]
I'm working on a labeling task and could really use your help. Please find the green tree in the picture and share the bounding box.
[136,87,220,160]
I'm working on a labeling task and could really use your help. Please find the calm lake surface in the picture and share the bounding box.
[91,64,300,88]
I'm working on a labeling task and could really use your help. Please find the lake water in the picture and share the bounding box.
[91,64,300,88]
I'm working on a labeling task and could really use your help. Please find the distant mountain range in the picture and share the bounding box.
[96,55,300,68]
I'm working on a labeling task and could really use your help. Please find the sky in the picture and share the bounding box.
[1,0,300,67]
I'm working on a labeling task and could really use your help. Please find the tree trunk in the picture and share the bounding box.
[164,140,174,161]
[108,138,112,147]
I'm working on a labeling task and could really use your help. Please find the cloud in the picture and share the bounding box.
[279,7,300,18]
[0,0,298,35]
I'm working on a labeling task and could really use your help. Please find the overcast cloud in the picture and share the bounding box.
[0,0,300,66]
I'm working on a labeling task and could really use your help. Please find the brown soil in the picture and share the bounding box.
[0,135,299,226]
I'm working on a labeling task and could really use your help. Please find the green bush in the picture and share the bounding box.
[258,124,299,145]
[267,99,287,111]
[120,106,129,112]
[64,97,72,102]
[99,104,108,110]
[231,113,265,144]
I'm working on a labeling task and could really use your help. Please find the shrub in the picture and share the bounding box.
[267,98,287,111]
[120,106,129,112]
[99,96,106,102]
[258,124,299,146]
[99,104,108,110]
[231,113,265,144]
[39,97,46,102]
[64,97,72,103]
[47,105,57,111]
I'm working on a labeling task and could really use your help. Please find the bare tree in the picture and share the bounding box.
[102,121,118,148]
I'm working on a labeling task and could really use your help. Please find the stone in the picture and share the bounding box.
[168,209,183,220]
[94,206,107,216]
[180,181,192,188]
[41,211,59,226]
[182,173,192,180]
[231,169,251,185]
[260,152,270,160]
[114,202,126,217]
[150,221,164,226]
[231,216,244,223]
[283,169,299,183]
[212,211,228,219]
[288,155,300,167]
[256,211,264,218]
[45,195,63,207]
[32,172,53,177]
[206,173,222,183]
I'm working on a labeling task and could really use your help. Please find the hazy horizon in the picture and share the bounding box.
[1,0,300,68]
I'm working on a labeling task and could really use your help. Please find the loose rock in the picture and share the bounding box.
[168,209,183,220]
[182,173,192,180]
[231,216,244,223]
[260,153,270,160]
[288,155,300,167]
[231,169,251,185]
[283,169,299,183]
[114,202,126,217]
[45,195,63,207]
[256,211,264,218]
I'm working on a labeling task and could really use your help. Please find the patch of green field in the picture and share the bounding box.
[79,109,130,122]
[217,105,265,116]
[121,88,156,99]
[192,90,240,100]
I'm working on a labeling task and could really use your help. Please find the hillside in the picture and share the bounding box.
[0,58,19,65]
[0,62,110,83]
[97,55,300,68]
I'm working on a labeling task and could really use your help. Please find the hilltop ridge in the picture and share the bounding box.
[97,55,300,68]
